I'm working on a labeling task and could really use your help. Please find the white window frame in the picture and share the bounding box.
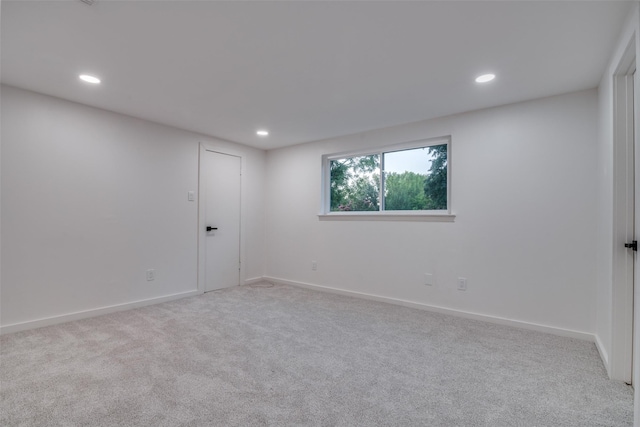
[319,136,455,222]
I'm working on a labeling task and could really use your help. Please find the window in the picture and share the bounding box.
[322,137,452,218]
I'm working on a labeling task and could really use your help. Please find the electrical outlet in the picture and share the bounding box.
[146,269,155,281]
[311,261,317,271]
[187,191,195,201]
[458,277,467,291]
[424,273,434,286]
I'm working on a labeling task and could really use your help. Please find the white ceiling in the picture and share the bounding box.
[1,0,633,150]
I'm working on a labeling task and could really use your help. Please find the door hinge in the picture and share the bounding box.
[625,240,637,251]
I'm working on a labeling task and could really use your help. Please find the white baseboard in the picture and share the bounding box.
[3,275,597,345]
[594,334,611,376]
[244,276,265,285]
[264,276,595,342]
[0,289,201,335]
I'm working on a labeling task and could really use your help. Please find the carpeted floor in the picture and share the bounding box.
[0,282,633,426]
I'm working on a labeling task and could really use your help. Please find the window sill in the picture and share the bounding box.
[317,213,456,222]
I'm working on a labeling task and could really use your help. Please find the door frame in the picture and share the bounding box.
[611,36,636,384]
[197,142,245,293]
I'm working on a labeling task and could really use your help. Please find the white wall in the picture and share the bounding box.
[0,85,266,331]
[0,82,601,342]
[595,2,640,375]
[266,89,598,337]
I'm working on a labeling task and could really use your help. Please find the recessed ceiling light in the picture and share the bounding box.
[256,130,269,137]
[475,74,496,83]
[79,74,101,84]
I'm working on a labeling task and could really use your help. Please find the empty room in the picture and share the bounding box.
[2,1,640,425]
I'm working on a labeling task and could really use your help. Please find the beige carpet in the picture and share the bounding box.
[0,282,633,426]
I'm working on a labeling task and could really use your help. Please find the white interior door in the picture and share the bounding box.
[633,68,638,388]
[204,150,241,292]
[613,61,637,384]
[628,71,640,388]
[622,69,636,385]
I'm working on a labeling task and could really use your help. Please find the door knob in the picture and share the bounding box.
[206,226,218,232]
[625,240,637,251]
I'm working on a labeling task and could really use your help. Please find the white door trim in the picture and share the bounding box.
[611,35,636,383]
[197,142,245,293]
